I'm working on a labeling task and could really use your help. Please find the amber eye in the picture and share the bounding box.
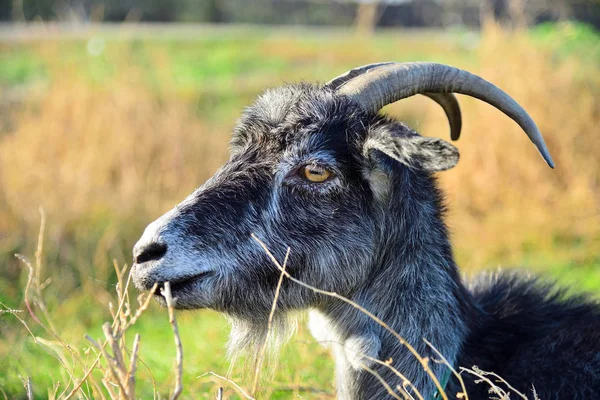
[302,165,333,183]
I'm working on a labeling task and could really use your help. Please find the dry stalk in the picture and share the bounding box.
[23,376,33,400]
[103,322,127,382]
[100,323,129,397]
[361,354,422,400]
[130,354,158,399]
[531,384,540,400]
[251,247,290,395]
[459,367,510,400]
[113,260,129,333]
[68,269,155,400]
[313,337,423,400]
[50,381,62,400]
[251,234,448,400]
[461,366,529,400]
[126,334,141,398]
[360,364,404,400]
[30,209,58,335]
[14,210,106,398]
[424,338,468,400]
[119,283,158,334]
[34,207,46,300]
[16,217,155,400]
[161,282,184,400]
[15,256,99,398]
[64,346,107,400]
[198,372,255,400]
[0,301,37,344]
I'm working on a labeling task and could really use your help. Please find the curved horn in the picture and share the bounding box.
[422,92,462,141]
[336,62,554,168]
[327,62,463,140]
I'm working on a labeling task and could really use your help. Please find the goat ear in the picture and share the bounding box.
[364,130,459,172]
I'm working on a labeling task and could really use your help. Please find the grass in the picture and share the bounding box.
[0,22,599,398]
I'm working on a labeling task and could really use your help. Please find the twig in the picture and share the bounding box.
[35,207,46,299]
[119,283,158,334]
[251,234,448,400]
[23,211,110,400]
[99,329,128,397]
[161,282,183,400]
[459,367,509,400]
[16,254,44,328]
[360,364,403,400]
[103,322,126,382]
[314,338,423,400]
[424,338,468,400]
[531,384,540,400]
[198,372,255,400]
[68,268,153,400]
[16,253,85,394]
[0,301,37,344]
[363,355,422,400]
[129,352,158,400]
[63,350,105,400]
[251,247,290,395]
[126,334,141,399]
[23,376,33,400]
[463,366,528,400]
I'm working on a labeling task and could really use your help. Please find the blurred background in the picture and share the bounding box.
[1,0,599,398]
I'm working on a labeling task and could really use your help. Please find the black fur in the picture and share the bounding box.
[447,274,600,399]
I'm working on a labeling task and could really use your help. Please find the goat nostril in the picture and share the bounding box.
[135,242,168,264]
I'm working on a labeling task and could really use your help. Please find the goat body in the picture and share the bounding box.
[132,79,600,399]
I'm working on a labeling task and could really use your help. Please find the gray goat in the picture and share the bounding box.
[132,62,600,399]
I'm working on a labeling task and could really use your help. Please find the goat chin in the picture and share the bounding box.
[225,312,298,371]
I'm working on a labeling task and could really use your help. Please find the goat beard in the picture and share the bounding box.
[225,311,298,377]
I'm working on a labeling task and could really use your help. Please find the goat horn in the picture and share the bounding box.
[327,62,463,140]
[335,62,554,168]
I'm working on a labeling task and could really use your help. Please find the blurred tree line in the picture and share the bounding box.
[3,0,600,29]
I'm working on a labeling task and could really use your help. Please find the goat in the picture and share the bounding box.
[131,62,600,399]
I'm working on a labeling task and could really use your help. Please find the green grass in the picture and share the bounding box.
[0,47,47,86]
[531,21,600,64]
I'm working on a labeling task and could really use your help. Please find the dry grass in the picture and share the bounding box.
[7,212,540,400]
[1,27,597,283]
[0,24,599,398]
[9,211,182,400]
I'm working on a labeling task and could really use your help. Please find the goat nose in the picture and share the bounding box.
[134,242,168,264]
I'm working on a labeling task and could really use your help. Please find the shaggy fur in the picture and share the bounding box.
[132,83,600,399]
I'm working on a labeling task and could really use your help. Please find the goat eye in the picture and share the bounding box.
[302,165,333,183]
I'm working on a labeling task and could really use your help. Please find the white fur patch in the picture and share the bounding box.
[308,309,337,348]
[366,169,390,202]
[344,334,381,370]
[308,310,381,370]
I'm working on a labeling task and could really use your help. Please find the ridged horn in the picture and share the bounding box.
[334,62,554,168]
[327,62,463,140]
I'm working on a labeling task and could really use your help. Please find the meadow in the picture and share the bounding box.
[0,22,599,399]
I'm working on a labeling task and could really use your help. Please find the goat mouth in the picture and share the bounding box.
[152,271,216,298]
